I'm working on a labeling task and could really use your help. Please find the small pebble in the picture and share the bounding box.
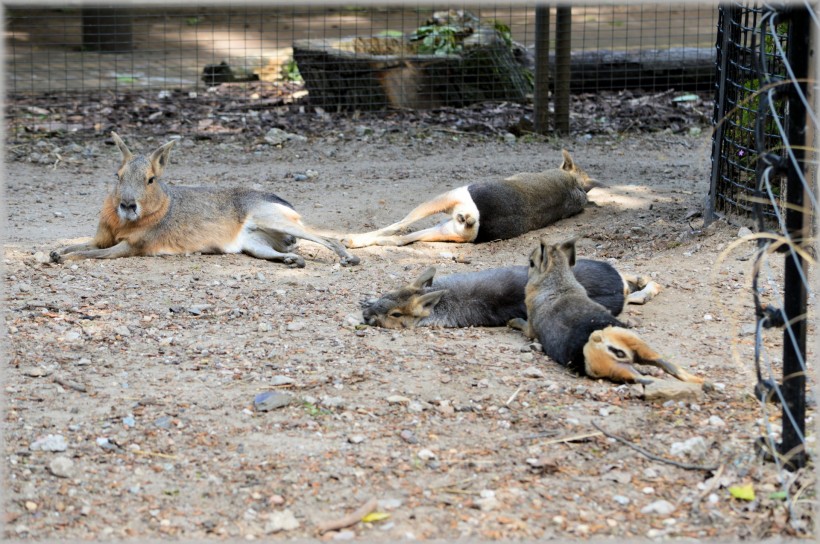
[386,395,410,405]
[48,456,75,478]
[347,435,365,444]
[321,396,345,409]
[30,434,68,452]
[613,495,630,506]
[417,448,436,460]
[708,415,726,427]
[380,498,403,510]
[522,366,543,378]
[399,430,418,444]
[641,499,675,516]
[264,509,299,533]
[286,321,305,332]
[154,416,172,429]
[254,391,292,412]
[271,375,294,386]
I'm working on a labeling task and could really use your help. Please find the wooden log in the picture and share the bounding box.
[555,47,716,92]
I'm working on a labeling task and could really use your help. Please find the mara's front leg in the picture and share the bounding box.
[51,240,138,263]
[360,214,478,246]
[50,239,97,262]
[507,318,535,339]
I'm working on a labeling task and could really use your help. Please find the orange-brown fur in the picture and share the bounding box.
[51,132,359,267]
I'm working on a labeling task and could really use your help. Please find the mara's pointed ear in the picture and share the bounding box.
[413,290,446,315]
[538,237,552,272]
[149,139,177,178]
[560,149,574,172]
[528,244,541,271]
[559,238,578,267]
[111,132,133,166]
[411,267,437,289]
[581,178,607,193]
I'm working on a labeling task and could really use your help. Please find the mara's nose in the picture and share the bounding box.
[119,199,137,214]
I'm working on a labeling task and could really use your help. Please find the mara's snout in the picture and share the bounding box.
[117,198,139,221]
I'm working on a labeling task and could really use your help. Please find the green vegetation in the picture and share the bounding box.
[280,59,302,83]
[410,24,463,55]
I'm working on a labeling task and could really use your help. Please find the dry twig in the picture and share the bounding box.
[316,497,378,534]
[591,421,719,471]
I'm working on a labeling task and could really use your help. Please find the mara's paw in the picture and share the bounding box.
[644,280,662,297]
[341,254,361,266]
[284,254,306,268]
[49,250,63,264]
[342,235,374,249]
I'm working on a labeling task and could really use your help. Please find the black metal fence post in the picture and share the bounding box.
[706,5,736,225]
[534,5,551,134]
[554,5,571,134]
[778,5,810,471]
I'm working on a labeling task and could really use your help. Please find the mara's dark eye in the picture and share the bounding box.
[608,347,627,359]
[148,176,156,184]
[529,259,535,267]
[389,311,403,318]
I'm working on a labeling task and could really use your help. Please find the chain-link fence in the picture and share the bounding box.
[5,3,718,137]
[709,0,817,497]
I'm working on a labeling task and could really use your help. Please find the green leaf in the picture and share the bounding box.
[768,491,788,501]
[729,483,756,501]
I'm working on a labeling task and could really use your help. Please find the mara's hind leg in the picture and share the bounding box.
[253,204,360,266]
[622,274,662,305]
[361,217,475,246]
[613,329,704,384]
[242,232,306,268]
[343,187,472,248]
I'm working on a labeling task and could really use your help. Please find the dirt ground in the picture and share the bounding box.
[3,117,815,541]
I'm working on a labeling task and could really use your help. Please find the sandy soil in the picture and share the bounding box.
[3,126,814,541]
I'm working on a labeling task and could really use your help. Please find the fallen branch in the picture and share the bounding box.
[132,450,178,460]
[591,421,718,471]
[539,431,603,446]
[53,376,87,393]
[316,497,378,534]
[692,463,726,511]
[505,385,523,406]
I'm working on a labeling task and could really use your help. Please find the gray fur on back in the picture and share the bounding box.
[468,172,588,243]
[420,266,528,327]
[529,252,623,368]
[416,259,624,327]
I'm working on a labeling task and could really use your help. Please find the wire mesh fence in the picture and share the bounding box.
[5,3,718,138]
[710,0,817,507]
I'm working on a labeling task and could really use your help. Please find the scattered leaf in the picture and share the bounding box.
[729,483,756,501]
[362,512,390,523]
[768,491,788,501]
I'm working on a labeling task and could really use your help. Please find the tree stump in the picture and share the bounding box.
[293,36,533,111]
